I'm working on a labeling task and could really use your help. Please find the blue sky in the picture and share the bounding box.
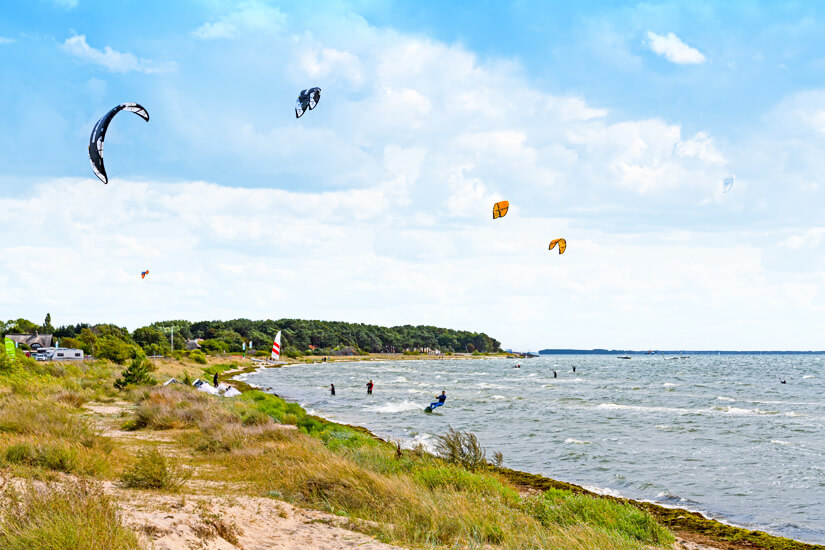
[2,1,825,349]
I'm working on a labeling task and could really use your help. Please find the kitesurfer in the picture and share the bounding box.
[429,391,447,410]
[366,380,374,395]
[780,379,787,384]
[330,383,335,396]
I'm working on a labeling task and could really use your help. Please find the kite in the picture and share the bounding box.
[722,176,735,193]
[88,103,150,184]
[141,270,149,279]
[549,238,566,254]
[295,87,321,118]
[493,201,509,219]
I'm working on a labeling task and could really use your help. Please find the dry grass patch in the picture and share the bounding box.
[0,478,141,550]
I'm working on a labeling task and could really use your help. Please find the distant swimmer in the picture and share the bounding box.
[366,380,374,395]
[572,366,576,373]
[425,391,447,413]
[330,383,336,396]
[553,371,557,378]
[514,363,521,369]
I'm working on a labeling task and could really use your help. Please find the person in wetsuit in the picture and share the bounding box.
[553,371,557,378]
[330,383,336,395]
[428,390,447,410]
[366,380,374,395]
[213,372,219,387]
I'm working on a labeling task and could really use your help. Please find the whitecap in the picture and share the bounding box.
[492,395,507,400]
[564,438,591,445]
[367,400,423,413]
[716,396,736,402]
[803,375,814,379]
[582,484,623,498]
[663,382,677,388]
[771,439,793,446]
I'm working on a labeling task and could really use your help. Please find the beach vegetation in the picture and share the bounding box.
[120,448,190,490]
[0,479,140,550]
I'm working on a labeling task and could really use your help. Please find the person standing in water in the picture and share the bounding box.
[553,371,557,378]
[572,366,576,373]
[330,383,336,396]
[366,380,374,395]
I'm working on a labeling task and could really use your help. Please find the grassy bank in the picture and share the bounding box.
[0,353,820,549]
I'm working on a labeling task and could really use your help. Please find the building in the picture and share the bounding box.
[4,333,53,350]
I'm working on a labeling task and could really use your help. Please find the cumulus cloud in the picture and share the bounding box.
[61,34,176,73]
[192,2,285,39]
[645,31,706,65]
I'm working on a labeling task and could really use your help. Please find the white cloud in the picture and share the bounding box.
[192,2,285,39]
[61,34,176,73]
[645,31,706,65]
[0,37,14,45]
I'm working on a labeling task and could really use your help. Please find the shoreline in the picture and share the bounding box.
[230,360,824,550]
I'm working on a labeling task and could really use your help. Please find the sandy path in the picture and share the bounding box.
[114,492,402,550]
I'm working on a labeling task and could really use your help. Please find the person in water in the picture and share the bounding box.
[330,383,335,395]
[553,371,557,378]
[572,366,576,373]
[366,380,374,395]
[429,391,447,410]
[213,372,219,388]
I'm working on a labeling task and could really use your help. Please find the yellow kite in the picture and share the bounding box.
[549,238,566,254]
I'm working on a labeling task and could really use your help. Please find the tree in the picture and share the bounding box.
[132,326,171,356]
[114,357,155,389]
[42,313,54,334]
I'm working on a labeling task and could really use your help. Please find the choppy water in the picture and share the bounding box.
[242,355,825,543]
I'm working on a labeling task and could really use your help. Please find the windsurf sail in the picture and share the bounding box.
[271,331,282,360]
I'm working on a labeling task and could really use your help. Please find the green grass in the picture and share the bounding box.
[120,448,191,490]
[0,479,140,550]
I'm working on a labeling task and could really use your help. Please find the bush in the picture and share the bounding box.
[190,350,207,364]
[120,449,190,490]
[435,427,488,470]
[113,357,155,390]
[0,479,140,549]
[5,443,79,473]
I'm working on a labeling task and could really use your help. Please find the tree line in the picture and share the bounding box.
[1,315,501,363]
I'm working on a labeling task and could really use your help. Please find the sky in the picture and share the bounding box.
[2,0,825,350]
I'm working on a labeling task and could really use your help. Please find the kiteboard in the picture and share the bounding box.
[424,402,445,413]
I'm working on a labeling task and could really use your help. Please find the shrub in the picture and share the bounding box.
[113,357,155,390]
[5,442,79,473]
[190,351,207,364]
[435,427,488,470]
[0,479,140,549]
[120,449,190,490]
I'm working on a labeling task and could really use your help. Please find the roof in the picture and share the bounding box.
[4,334,53,348]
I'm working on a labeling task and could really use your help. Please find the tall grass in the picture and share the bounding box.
[0,479,141,550]
[120,448,191,490]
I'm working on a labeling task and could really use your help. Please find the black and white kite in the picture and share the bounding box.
[88,103,150,184]
[295,87,321,118]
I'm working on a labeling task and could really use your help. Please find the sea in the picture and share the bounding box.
[241,355,825,544]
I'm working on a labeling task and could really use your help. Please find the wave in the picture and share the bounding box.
[564,438,591,445]
[716,396,736,402]
[582,484,624,498]
[663,383,677,388]
[596,403,694,414]
[770,439,793,446]
[367,400,424,413]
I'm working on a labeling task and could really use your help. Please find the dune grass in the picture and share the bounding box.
[0,479,140,550]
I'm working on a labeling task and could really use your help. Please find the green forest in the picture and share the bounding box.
[1,315,502,363]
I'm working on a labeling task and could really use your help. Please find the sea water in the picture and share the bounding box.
[242,355,825,543]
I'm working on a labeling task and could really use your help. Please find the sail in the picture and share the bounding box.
[271,331,282,360]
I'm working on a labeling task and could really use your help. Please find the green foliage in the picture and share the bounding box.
[190,350,207,364]
[131,326,171,356]
[5,442,78,473]
[2,318,40,335]
[113,357,155,390]
[0,479,140,550]
[120,449,190,490]
[435,426,489,470]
